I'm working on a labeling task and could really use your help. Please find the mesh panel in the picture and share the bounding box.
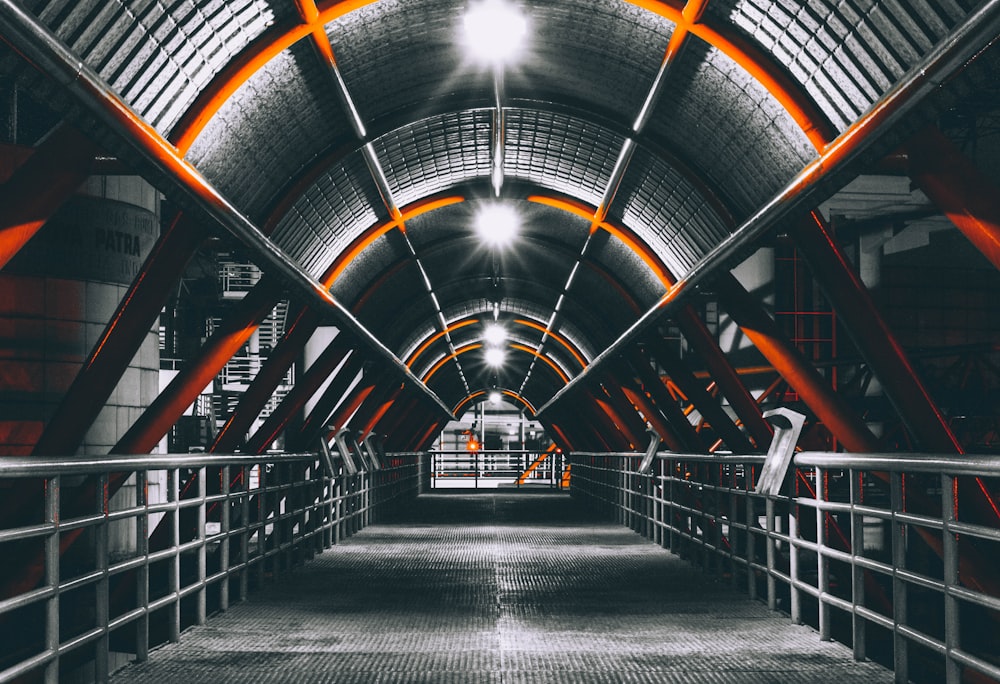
[505,109,624,209]
[613,145,733,280]
[373,110,493,207]
[705,0,976,131]
[27,0,286,135]
[270,152,382,281]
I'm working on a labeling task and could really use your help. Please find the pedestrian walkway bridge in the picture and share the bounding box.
[109,492,892,684]
[1,448,997,684]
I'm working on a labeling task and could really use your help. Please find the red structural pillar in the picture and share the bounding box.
[33,214,204,456]
[714,273,881,453]
[622,349,705,452]
[673,305,773,448]
[794,211,963,452]
[643,336,755,453]
[904,125,1000,271]
[0,124,97,270]
[112,276,282,454]
[211,305,323,452]
[243,341,352,455]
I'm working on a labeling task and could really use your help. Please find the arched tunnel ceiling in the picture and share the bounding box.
[2,0,998,438]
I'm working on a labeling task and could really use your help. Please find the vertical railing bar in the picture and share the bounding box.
[890,471,908,684]
[789,487,801,625]
[816,465,830,640]
[135,470,150,663]
[766,495,777,612]
[849,468,866,662]
[196,466,207,626]
[941,473,960,684]
[95,472,110,682]
[239,464,250,603]
[219,465,230,613]
[168,468,180,643]
[43,475,60,684]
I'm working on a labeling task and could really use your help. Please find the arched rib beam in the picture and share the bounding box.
[452,389,537,417]
[167,0,834,154]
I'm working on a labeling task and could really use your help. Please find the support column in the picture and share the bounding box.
[112,277,282,455]
[904,125,1000,271]
[715,273,880,452]
[623,349,705,452]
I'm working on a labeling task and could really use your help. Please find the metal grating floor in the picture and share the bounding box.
[111,492,894,683]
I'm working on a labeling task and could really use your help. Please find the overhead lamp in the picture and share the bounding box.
[462,0,528,66]
[484,347,506,367]
[483,322,507,346]
[475,203,519,247]
[489,390,503,405]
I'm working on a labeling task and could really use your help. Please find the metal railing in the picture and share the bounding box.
[430,450,567,489]
[0,451,421,683]
[569,450,1000,684]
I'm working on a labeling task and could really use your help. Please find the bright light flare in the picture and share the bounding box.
[475,203,519,247]
[462,0,527,66]
[484,347,506,367]
[483,323,507,346]
[489,390,503,404]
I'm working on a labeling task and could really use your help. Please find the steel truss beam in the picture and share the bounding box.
[32,215,204,455]
[0,1,455,423]
[0,124,97,270]
[903,125,1000,271]
[535,0,1000,417]
[621,349,705,452]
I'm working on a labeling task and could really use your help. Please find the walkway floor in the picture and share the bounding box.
[112,492,893,683]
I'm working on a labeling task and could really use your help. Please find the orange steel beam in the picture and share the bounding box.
[592,394,641,450]
[111,277,283,455]
[407,319,479,368]
[168,1,832,155]
[244,342,352,455]
[643,336,755,453]
[32,214,205,456]
[0,124,97,270]
[373,392,419,437]
[211,305,323,452]
[320,373,384,443]
[452,389,537,416]
[620,352,704,452]
[289,352,368,449]
[356,382,405,438]
[796,211,963,453]
[673,305,773,448]
[715,273,880,453]
[516,444,557,485]
[903,125,1000,271]
[597,371,652,449]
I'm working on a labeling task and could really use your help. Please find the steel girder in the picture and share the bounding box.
[112,277,282,455]
[903,126,1000,272]
[622,349,705,452]
[288,352,368,451]
[642,335,755,453]
[714,274,880,452]
[0,124,97,270]
[32,215,205,456]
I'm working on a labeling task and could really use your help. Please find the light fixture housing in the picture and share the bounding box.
[462,0,528,66]
[484,347,506,367]
[488,390,503,404]
[475,203,519,247]
[483,322,507,346]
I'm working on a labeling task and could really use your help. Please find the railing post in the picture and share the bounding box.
[765,495,777,612]
[746,474,757,601]
[941,473,961,684]
[890,471,908,683]
[95,472,110,682]
[196,466,207,625]
[219,465,231,613]
[168,468,181,643]
[135,470,150,663]
[43,475,60,684]
[788,491,801,625]
[815,466,831,640]
[239,465,250,602]
[849,468,866,661]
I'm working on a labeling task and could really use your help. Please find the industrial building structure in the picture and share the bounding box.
[0,0,999,681]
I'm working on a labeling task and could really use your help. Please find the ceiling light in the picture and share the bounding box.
[462,0,527,66]
[475,203,519,247]
[484,347,506,367]
[483,323,507,346]
[489,390,503,404]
